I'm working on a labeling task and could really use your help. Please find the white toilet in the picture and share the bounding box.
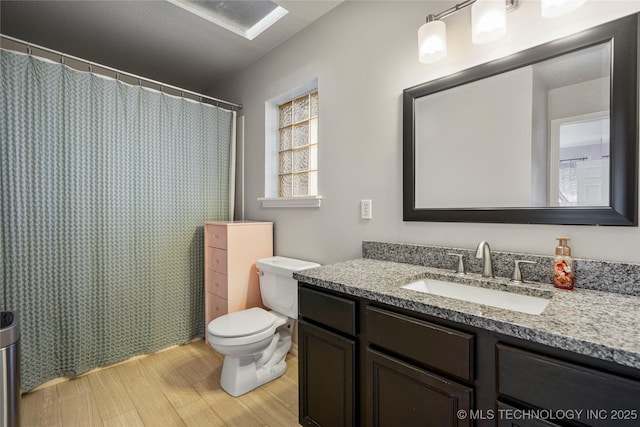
[207,256,320,397]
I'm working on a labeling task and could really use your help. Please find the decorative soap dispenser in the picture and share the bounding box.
[553,237,574,290]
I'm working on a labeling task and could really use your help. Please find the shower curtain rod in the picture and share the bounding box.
[0,33,242,111]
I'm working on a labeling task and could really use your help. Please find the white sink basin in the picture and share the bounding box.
[401,278,551,315]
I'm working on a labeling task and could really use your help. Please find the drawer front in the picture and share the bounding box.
[210,294,228,319]
[212,272,228,299]
[205,291,215,327]
[496,402,561,427]
[206,271,228,299]
[205,292,228,329]
[366,306,474,382]
[206,224,227,249]
[212,248,228,274]
[497,344,640,427]
[299,286,356,336]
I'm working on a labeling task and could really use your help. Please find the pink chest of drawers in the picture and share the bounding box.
[204,221,273,339]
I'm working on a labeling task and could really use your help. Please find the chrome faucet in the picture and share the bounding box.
[475,241,494,278]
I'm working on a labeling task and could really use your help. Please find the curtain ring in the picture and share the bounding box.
[115,72,120,81]
[27,45,32,55]
[60,55,65,64]
[89,63,93,73]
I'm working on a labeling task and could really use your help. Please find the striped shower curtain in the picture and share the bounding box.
[0,49,235,391]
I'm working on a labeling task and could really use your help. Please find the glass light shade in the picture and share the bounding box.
[541,0,586,18]
[471,0,507,44]
[418,20,447,64]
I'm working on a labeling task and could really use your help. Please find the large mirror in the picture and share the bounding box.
[403,14,638,225]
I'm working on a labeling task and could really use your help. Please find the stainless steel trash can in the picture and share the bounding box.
[0,312,19,427]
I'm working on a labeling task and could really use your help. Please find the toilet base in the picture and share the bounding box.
[220,330,292,397]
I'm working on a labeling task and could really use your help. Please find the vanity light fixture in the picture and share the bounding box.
[418,0,517,63]
[418,15,447,63]
[418,0,587,64]
[471,0,508,44]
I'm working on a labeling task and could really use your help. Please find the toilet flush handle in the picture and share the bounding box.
[257,270,264,276]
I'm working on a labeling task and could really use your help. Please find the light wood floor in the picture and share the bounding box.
[21,340,299,427]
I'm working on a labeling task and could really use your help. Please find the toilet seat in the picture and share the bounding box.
[207,307,287,347]
[209,307,277,337]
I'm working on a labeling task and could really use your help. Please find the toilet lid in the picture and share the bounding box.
[208,307,277,338]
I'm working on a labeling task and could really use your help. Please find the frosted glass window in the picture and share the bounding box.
[310,118,318,145]
[293,97,309,123]
[279,127,292,151]
[293,173,309,196]
[310,92,319,118]
[293,148,309,172]
[277,91,318,197]
[293,122,309,147]
[279,151,292,174]
[309,171,318,195]
[279,175,292,197]
[279,102,292,128]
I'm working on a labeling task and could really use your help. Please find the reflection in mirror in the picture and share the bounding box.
[414,42,611,209]
[403,13,638,225]
[552,113,609,207]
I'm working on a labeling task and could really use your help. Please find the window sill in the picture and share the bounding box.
[258,196,322,208]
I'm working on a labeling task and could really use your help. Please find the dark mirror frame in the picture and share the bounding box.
[403,14,638,226]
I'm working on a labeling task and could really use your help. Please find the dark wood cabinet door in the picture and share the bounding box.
[299,320,355,427]
[366,348,473,427]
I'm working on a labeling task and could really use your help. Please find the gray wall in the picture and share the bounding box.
[212,1,640,265]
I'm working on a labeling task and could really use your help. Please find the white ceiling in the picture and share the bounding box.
[0,0,342,95]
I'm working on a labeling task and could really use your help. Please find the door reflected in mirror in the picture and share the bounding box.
[552,114,609,207]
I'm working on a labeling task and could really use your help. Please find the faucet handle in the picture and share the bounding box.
[512,260,536,283]
[446,253,465,275]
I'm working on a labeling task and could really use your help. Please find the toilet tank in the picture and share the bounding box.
[256,256,320,319]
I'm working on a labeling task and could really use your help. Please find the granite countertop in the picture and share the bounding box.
[294,258,640,370]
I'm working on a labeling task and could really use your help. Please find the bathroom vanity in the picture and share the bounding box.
[295,250,640,427]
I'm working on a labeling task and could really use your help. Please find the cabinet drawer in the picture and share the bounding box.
[210,294,228,319]
[496,401,561,427]
[206,271,228,299]
[205,292,228,329]
[205,292,214,336]
[497,344,640,427]
[299,286,356,336]
[366,306,474,382]
[206,224,227,249]
[211,248,227,274]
